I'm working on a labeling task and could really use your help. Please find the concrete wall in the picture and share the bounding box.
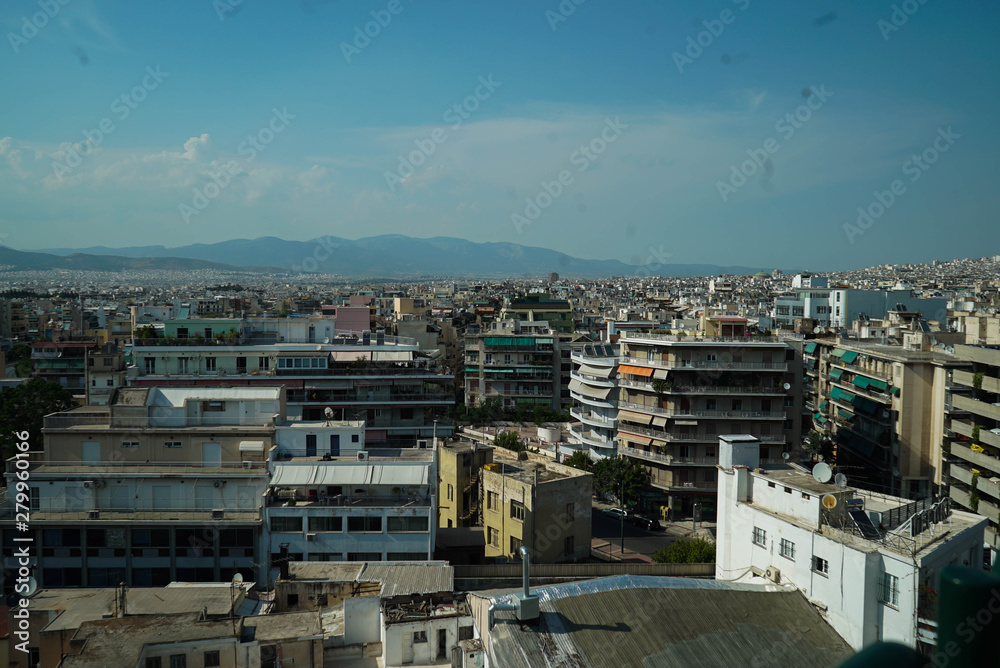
[382,615,472,667]
[345,595,381,645]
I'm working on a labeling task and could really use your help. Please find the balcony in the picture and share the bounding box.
[621,357,787,372]
[618,423,786,444]
[266,493,432,508]
[953,395,1000,422]
[618,401,785,420]
[287,392,455,405]
[570,407,616,427]
[951,420,1000,450]
[19,507,262,524]
[618,445,717,467]
[570,371,615,387]
[953,370,1000,394]
[43,414,277,430]
[6,455,268,476]
[949,441,1000,476]
[569,425,613,447]
[621,333,783,344]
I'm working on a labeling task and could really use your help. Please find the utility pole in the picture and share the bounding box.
[620,475,625,556]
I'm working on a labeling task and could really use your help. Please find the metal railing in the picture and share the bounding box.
[7,456,268,474]
[618,401,785,419]
[267,494,432,508]
[621,332,783,344]
[43,414,277,430]
[621,357,788,371]
[618,445,717,466]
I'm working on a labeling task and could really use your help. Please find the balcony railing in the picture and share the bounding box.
[43,414,277,430]
[17,507,262,523]
[266,494,432,508]
[618,401,785,419]
[621,357,788,372]
[7,455,268,475]
[618,424,786,444]
[622,333,783,344]
[570,408,616,426]
[619,445,717,467]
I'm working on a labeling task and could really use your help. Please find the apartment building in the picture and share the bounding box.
[774,288,948,331]
[482,454,592,563]
[716,435,985,653]
[0,386,279,592]
[616,317,801,517]
[84,341,127,405]
[944,343,1000,562]
[130,318,455,447]
[437,440,494,529]
[266,427,436,568]
[464,320,560,411]
[498,294,574,333]
[568,342,619,459]
[31,341,97,400]
[805,332,962,499]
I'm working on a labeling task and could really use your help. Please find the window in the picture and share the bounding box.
[387,516,428,532]
[801,492,810,500]
[812,556,829,575]
[258,356,269,370]
[400,407,414,420]
[447,484,454,501]
[145,659,161,668]
[414,630,428,643]
[287,593,299,607]
[347,516,382,532]
[121,440,139,448]
[316,594,329,606]
[779,538,795,560]
[204,651,220,668]
[351,434,360,443]
[487,491,499,511]
[784,487,792,494]
[459,625,474,641]
[177,357,189,374]
[752,527,767,546]
[488,526,499,547]
[169,656,186,668]
[767,481,776,489]
[163,441,182,448]
[510,501,526,522]
[706,399,717,411]
[732,399,742,411]
[270,516,303,532]
[564,536,574,556]
[310,516,342,532]
[511,536,522,554]
[106,379,114,386]
[706,353,717,362]
[565,502,574,523]
[203,400,224,411]
[205,357,216,372]
[878,572,900,607]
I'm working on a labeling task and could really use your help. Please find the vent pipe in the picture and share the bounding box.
[520,545,530,598]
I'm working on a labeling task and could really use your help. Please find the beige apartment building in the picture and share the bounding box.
[437,440,494,529]
[481,455,591,563]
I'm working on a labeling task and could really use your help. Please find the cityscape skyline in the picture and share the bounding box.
[2,1,999,269]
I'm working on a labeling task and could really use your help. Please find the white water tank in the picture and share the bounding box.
[537,426,560,443]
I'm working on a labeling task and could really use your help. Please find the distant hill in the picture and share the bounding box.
[0,246,260,273]
[37,235,765,278]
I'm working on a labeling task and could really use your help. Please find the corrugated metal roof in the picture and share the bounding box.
[487,576,853,668]
[358,563,454,598]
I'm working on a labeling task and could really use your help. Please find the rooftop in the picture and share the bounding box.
[284,561,454,598]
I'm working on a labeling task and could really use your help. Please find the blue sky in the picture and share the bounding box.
[2,0,998,271]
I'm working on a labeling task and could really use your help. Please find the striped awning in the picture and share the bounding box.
[651,416,668,427]
[623,434,652,446]
[619,364,654,377]
[619,410,653,425]
[579,364,614,378]
[652,369,670,380]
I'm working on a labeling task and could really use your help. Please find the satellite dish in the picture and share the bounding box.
[835,473,848,488]
[782,452,791,461]
[232,573,244,585]
[882,410,890,418]
[822,494,838,509]
[812,463,833,484]
[315,345,323,351]
[783,382,791,391]
[323,337,330,344]
[324,407,334,419]
[892,468,900,478]
[22,576,38,597]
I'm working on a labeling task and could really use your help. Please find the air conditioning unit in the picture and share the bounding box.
[357,451,369,461]
[764,566,781,583]
[306,533,316,541]
[83,481,95,489]
[211,509,225,520]
[214,480,223,488]
[88,510,100,520]
[416,439,429,449]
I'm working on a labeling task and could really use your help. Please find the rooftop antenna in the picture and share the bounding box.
[812,462,833,484]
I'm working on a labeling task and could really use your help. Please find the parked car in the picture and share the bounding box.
[631,516,663,531]
[602,507,629,520]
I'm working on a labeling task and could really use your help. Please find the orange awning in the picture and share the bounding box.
[618,410,654,425]
[619,364,654,377]
[622,434,652,446]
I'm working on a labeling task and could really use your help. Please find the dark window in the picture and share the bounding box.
[347,516,382,532]
[387,516,428,532]
[270,517,303,532]
[170,655,186,668]
[287,593,299,607]
[145,659,161,668]
[400,407,414,420]
[204,651,220,668]
[351,434,360,443]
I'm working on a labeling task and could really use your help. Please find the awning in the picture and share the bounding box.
[675,420,699,426]
[890,386,900,396]
[838,409,854,420]
[619,410,653,425]
[829,368,844,380]
[270,465,319,486]
[622,434,652,446]
[652,369,670,380]
[369,465,429,486]
[569,379,613,400]
[841,351,860,364]
[868,378,888,392]
[239,440,265,453]
[852,376,871,390]
[804,342,817,354]
[819,402,828,410]
[315,465,374,486]
[579,364,614,378]
[854,397,879,416]
[830,387,855,403]
[619,364,654,377]
[814,414,827,424]
[651,416,668,427]
[830,349,846,358]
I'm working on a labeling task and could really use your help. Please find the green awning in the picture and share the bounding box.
[814,413,827,424]
[838,409,854,420]
[869,378,888,391]
[830,349,846,358]
[464,367,480,373]
[854,397,879,416]
[819,402,828,410]
[829,368,844,380]
[841,351,859,364]
[805,359,817,369]
[804,343,817,354]
[831,387,856,403]
[890,386,900,396]
[852,376,871,389]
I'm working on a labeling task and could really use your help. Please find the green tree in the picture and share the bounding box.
[591,455,650,504]
[9,343,33,378]
[652,537,716,564]
[0,379,75,462]
[563,450,593,472]
[134,325,157,340]
[494,430,523,453]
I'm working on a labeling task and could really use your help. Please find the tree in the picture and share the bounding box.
[563,450,593,472]
[134,325,157,340]
[9,343,33,378]
[591,455,650,504]
[652,537,716,564]
[494,430,523,453]
[0,379,75,462]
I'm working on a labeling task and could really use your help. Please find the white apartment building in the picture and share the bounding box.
[568,342,618,459]
[716,435,986,653]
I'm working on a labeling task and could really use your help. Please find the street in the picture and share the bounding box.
[590,506,678,560]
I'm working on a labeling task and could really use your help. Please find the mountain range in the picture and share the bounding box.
[16,235,767,278]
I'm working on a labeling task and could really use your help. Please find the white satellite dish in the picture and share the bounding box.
[812,462,833,484]
[323,337,330,344]
[324,407,334,419]
[232,573,244,585]
[835,473,848,488]
[23,576,38,597]
[783,382,791,391]
[782,452,791,461]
